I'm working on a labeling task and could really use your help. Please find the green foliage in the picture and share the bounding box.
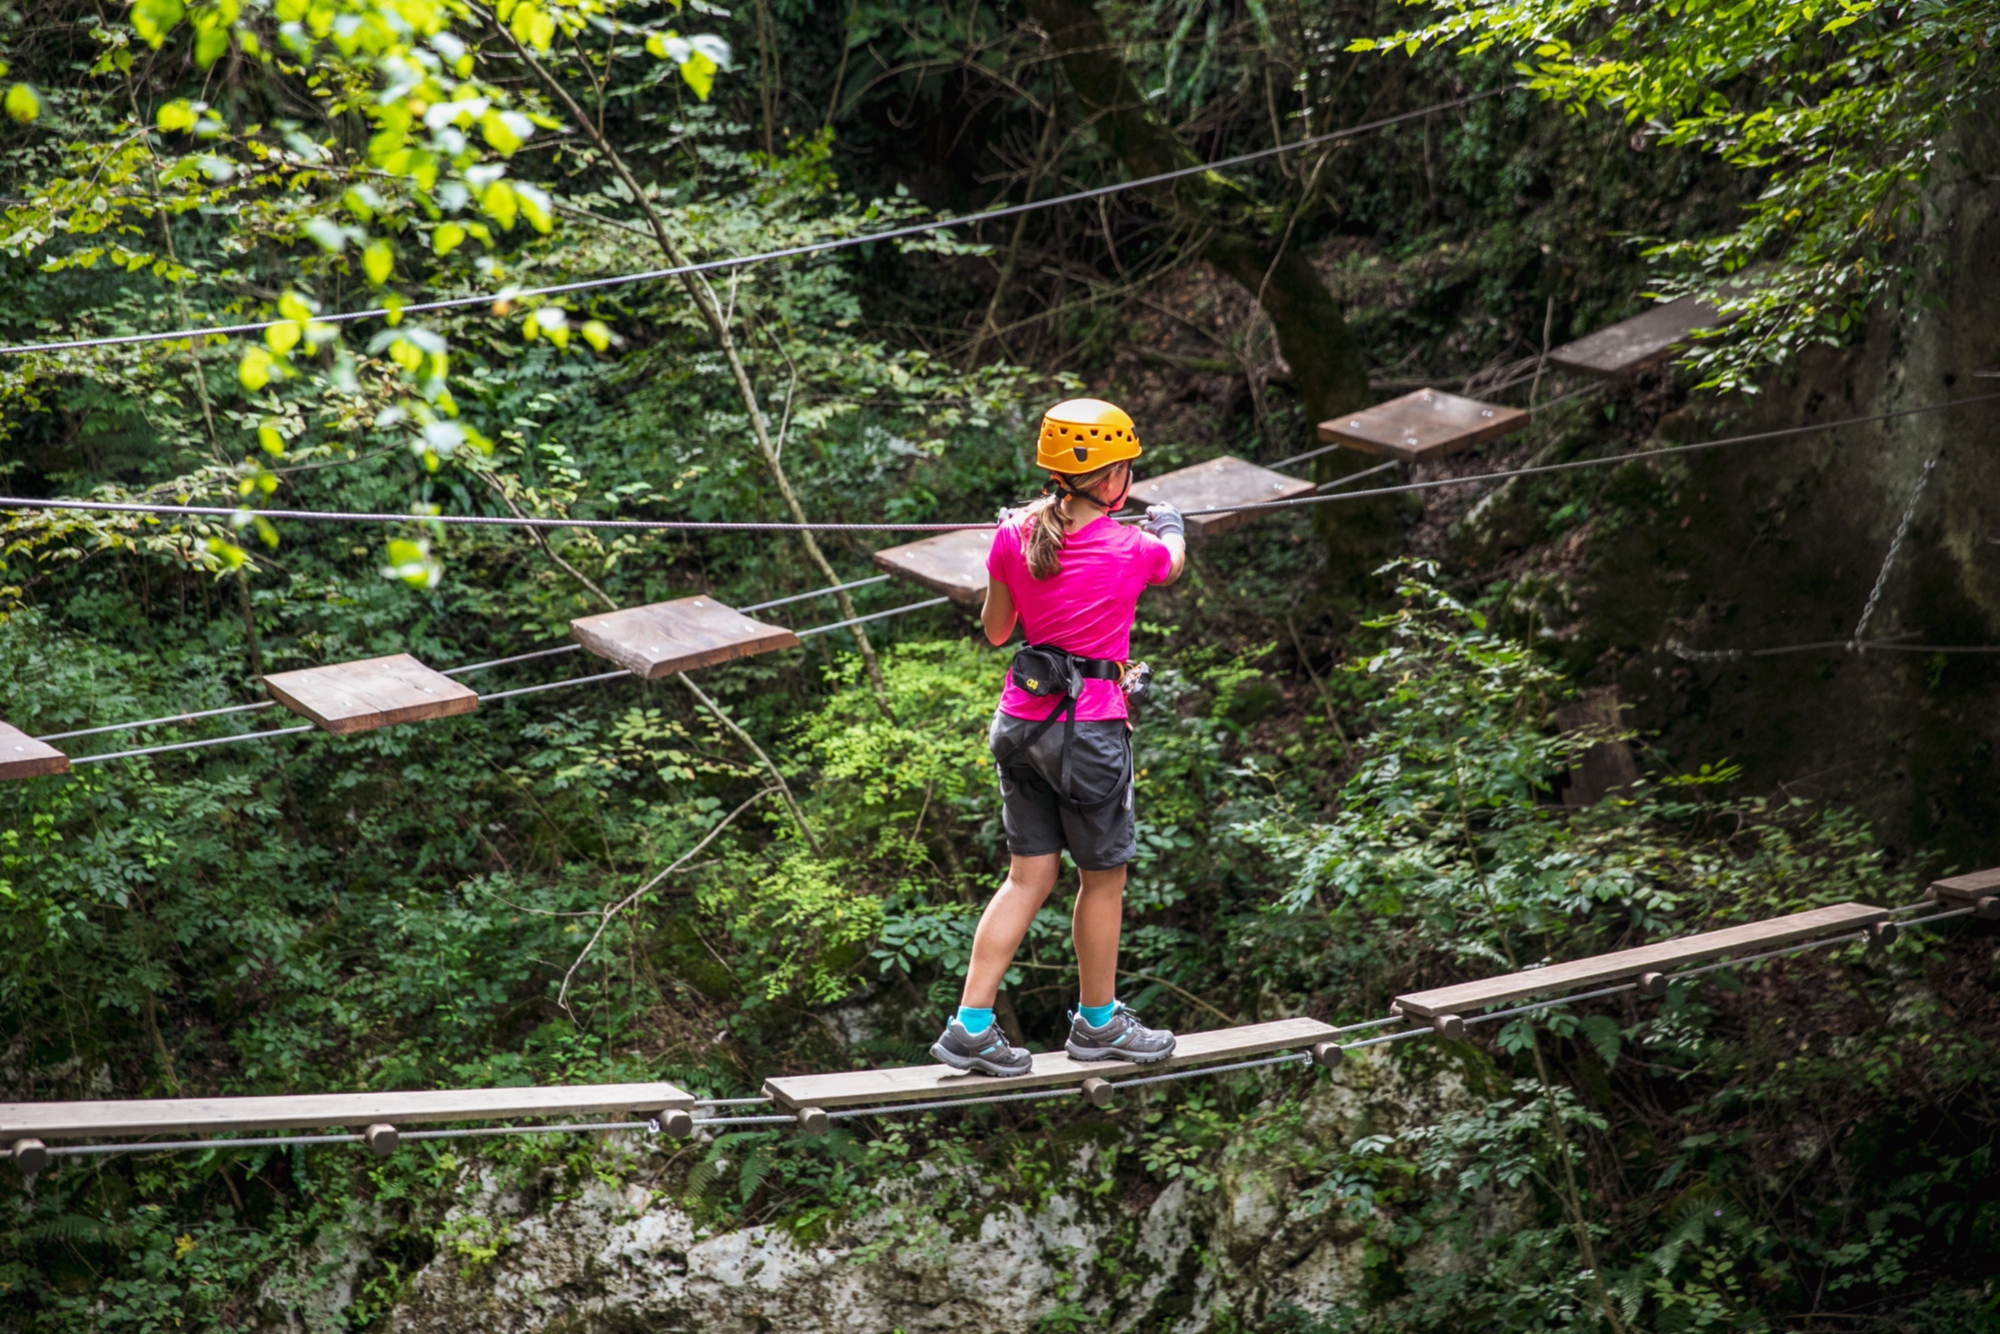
[1353,0,1995,391]
[0,1,1996,1326]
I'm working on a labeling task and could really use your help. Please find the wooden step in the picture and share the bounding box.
[0,1081,695,1142]
[762,1016,1336,1110]
[1547,281,1753,378]
[0,721,68,781]
[1128,456,1315,537]
[871,527,994,605]
[1930,867,2000,903]
[1393,902,1888,1020]
[1316,388,1527,464]
[263,654,479,735]
[570,597,800,679]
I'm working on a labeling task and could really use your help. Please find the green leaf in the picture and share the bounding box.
[432,222,466,255]
[257,424,285,456]
[302,217,346,252]
[238,347,274,390]
[264,320,302,355]
[193,19,229,67]
[381,538,443,589]
[363,239,393,286]
[1579,1014,1621,1070]
[131,0,186,47]
[580,320,612,353]
[481,180,518,232]
[479,110,528,154]
[343,185,384,221]
[4,83,40,124]
[679,50,717,101]
[514,182,552,234]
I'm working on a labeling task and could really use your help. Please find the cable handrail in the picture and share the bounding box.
[6,392,1992,537]
[0,90,1510,359]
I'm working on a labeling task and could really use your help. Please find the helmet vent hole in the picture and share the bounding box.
[1073,446,1088,462]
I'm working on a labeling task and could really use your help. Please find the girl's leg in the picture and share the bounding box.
[959,853,1061,1007]
[1072,864,1127,1009]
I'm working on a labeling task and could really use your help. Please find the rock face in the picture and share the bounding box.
[363,1049,1485,1334]
[1465,114,2000,868]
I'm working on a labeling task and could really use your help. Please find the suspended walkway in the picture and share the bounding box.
[6,879,1989,1178]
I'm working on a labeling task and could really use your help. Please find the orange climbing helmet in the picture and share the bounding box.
[1036,398,1142,474]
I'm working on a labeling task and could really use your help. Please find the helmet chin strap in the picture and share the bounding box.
[1046,471,1130,513]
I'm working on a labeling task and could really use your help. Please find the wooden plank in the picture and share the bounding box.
[569,597,800,680]
[0,721,68,781]
[1128,456,1317,538]
[871,527,995,605]
[263,654,479,736]
[1395,903,1889,1019]
[1547,294,1729,378]
[1557,687,1640,808]
[1930,868,2000,902]
[0,1082,695,1141]
[1315,388,1528,464]
[762,1016,1336,1110]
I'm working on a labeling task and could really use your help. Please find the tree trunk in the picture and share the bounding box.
[1017,0,1399,583]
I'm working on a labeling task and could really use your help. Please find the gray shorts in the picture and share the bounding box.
[989,709,1136,871]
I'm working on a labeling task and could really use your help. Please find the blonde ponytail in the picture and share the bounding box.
[1021,459,1126,580]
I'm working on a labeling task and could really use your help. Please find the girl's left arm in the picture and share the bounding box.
[982,576,1018,645]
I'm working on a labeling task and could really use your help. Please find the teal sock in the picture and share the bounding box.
[956,1006,994,1036]
[1079,1000,1117,1028]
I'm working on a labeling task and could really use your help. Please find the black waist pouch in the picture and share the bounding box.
[1009,645,1078,698]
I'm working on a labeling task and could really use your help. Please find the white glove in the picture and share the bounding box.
[1141,503,1184,540]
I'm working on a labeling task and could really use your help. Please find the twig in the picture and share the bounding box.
[557,787,777,1017]
[675,672,821,856]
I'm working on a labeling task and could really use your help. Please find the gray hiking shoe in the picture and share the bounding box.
[1065,1003,1176,1064]
[930,1019,1034,1077]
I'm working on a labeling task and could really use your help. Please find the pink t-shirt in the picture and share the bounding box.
[989,514,1174,721]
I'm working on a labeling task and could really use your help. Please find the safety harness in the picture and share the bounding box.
[994,644,1135,813]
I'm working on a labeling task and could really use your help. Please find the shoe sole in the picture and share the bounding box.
[930,1041,1032,1079]
[1065,1038,1176,1064]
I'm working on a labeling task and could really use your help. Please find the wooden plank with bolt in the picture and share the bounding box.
[0,1082,695,1142]
[570,598,800,680]
[0,721,68,781]
[1393,903,1889,1019]
[263,654,478,735]
[1127,456,1317,538]
[761,1017,1337,1110]
[1315,388,1528,464]
[871,528,995,605]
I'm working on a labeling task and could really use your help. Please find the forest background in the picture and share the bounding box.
[2,0,1999,1328]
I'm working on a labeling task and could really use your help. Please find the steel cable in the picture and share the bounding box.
[8,392,1993,538]
[48,595,949,764]
[0,90,1509,359]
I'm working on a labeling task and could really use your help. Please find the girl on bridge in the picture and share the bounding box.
[930,398,1188,1077]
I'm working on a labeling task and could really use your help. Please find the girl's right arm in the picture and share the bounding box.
[982,576,1018,646]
